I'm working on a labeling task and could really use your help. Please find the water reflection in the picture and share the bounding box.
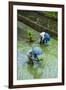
[27,61,43,79]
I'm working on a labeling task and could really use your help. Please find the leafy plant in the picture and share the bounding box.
[27,30,33,42]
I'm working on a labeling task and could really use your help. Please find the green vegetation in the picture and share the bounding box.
[38,54,44,61]
[27,30,34,42]
[44,11,57,18]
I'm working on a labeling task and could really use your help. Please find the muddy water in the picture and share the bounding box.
[17,21,58,80]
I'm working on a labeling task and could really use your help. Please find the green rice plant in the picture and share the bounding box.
[38,54,44,61]
[27,30,33,42]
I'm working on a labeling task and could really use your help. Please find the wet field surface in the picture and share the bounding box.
[17,21,58,80]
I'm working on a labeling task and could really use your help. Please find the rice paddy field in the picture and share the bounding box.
[17,21,58,80]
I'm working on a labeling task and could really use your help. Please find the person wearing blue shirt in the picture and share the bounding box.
[40,32,50,44]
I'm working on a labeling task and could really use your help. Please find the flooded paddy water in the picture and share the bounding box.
[17,21,58,80]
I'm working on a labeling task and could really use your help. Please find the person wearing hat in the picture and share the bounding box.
[40,32,50,44]
[27,47,43,63]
